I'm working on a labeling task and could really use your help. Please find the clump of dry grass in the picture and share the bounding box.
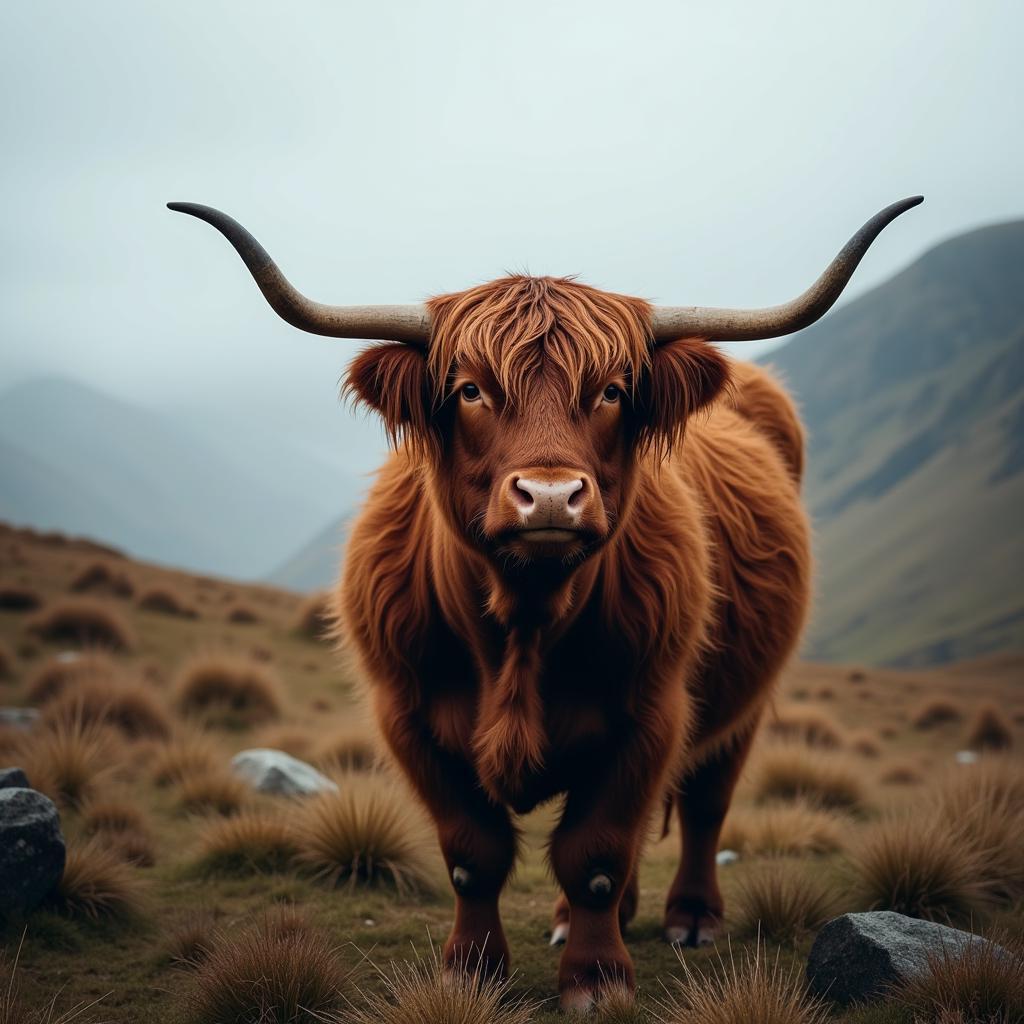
[912,698,964,730]
[165,911,218,969]
[26,651,118,705]
[187,915,347,1024]
[314,725,379,773]
[879,761,924,786]
[225,603,260,625]
[766,705,844,749]
[342,944,537,1024]
[254,726,312,760]
[137,585,198,619]
[0,583,43,611]
[174,654,284,726]
[719,802,844,856]
[732,861,840,943]
[654,938,829,1024]
[151,729,220,787]
[41,680,172,740]
[292,591,335,641]
[69,561,134,599]
[896,932,1024,1024]
[18,714,116,808]
[49,839,146,920]
[194,812,300,876]
[27,598,134,652]
[753,744,866,812]
[82,794,146,835]
[294,774,435,897]
[849,813,992,925]
[964,703,1014,751]
[100,829,156,868]
[848,729,881,758]
[176,768,248,817]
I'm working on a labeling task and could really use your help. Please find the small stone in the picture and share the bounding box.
[954,750,979,765]
[807,911,1003,1005]
[716,849,740,866]
[0,767,30,790]
[231,749,339,797]
[0,788,66,913]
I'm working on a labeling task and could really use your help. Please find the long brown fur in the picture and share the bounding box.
[337,275,811,1006]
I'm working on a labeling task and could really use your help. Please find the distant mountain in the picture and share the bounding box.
[268,513,351,591]
[270,220,1024,667]
[0,377,358,579]
[765,219,1024,666]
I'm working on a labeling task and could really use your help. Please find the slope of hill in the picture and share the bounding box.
[765,219,1024,666]
[271,220,1024,667]
[0,377,351,579]
[268,513,351,591]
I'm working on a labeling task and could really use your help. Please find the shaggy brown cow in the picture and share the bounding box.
[169,196,921,1010]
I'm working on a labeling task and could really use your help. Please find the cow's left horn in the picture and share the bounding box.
[167,203,431,345]
[650,196,923,343]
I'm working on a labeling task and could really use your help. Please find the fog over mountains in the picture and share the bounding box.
[2,219,1022,665]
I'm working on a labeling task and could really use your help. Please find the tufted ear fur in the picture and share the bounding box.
[639,337,730,452]
[344,343,437,455]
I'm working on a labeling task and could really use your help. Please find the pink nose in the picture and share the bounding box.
[510,475,588,529]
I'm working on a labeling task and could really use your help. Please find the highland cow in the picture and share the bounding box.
[170,195,921,1010]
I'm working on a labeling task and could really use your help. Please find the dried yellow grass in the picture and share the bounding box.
[41,680,172,740]
[151,730,219,787]
[965,703,1014,751]
[176,768,248,817]
[766,705,844,749]
[18,713,117,808]
[732,860,840,943]
[194,811,300,876]
[174,654,283,726]
[27,598,134,652]
[753,744,866,812]
[51,838,146,920]
[719,801,844,856]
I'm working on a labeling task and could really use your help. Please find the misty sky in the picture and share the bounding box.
[2,1,1022,475]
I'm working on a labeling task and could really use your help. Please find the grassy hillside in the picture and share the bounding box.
[766,220,1024,665]
[1,523,1022,1022]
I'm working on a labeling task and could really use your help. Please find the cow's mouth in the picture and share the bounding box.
[515,528,582,543]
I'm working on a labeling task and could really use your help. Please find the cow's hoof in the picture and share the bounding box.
[664,923,716,947]
[550,921,570,946]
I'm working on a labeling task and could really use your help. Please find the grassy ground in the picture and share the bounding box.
[0,522,1022,1022]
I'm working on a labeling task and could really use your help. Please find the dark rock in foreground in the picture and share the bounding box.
[0,788,66,914]
[0,766,30,790]
[807,911,1003,1005]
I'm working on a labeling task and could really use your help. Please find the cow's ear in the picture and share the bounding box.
[344,343,436,451]
[640,337,730,448]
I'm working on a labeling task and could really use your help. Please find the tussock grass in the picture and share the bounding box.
[766,706,844,749]
[0,583,43,611]
[176,768,248,817]
[720,801,844,856]
[69,561,134,599]
[896,932,1024,1024]
[912,698,964,730]
[174,654,284,726]
[26,651,117,705]
[255,726,313,760]
[753,744,866,812]
[314,725,379,773]
[82,795,146,835]
[151,729,219,787]
[27,598,134,652]
[292,591,335,641]
[137,585,198,619]
[965,703,1014,751]
[165,911,218,969]
[99,828,156,868]
[341,944,537,1024]
[18,714,115,808]
[41,680,172,740]
[654,938,828,1024]
[50,839,146,921]
[194,811,300,876]
[879,761,924,786]
[225,603,260,625]
[187,914,347,1024]
[849,813,992,925]
[294,774,436,897]
[848,729,881,758]
[731,860,839,943]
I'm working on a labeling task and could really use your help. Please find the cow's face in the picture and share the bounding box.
[347,276,728,573]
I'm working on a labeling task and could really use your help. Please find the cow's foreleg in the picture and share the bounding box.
[664,721,758,946]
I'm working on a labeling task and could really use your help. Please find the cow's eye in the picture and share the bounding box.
[602,384,622,404]
[461,382,482,402]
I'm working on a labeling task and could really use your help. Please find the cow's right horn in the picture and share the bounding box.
[168,203,431,346]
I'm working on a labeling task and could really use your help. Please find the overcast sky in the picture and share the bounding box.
[1,0,1021,469]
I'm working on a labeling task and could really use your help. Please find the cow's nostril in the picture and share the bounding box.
[567,479,587,510]
[511,477,535,510]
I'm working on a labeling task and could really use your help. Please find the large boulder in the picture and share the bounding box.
[807,911,1003,1005]
[0,788,65,914]
[0,767,30,790]
[231,748,339,797]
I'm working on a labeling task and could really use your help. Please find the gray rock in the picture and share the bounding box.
[231,748,339,797]
[0,767,30,790]
[807,911,1002,1005]
[0,788,66,913]
[0,708,39,730]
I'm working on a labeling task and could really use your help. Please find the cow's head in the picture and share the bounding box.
[167,197,922,575]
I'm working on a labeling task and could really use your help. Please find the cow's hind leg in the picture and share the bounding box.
[549,869,637,947]
[664,721,758,946]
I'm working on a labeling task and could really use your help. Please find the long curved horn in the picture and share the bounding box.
[167,203,431,345]
[650,196,923,342]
